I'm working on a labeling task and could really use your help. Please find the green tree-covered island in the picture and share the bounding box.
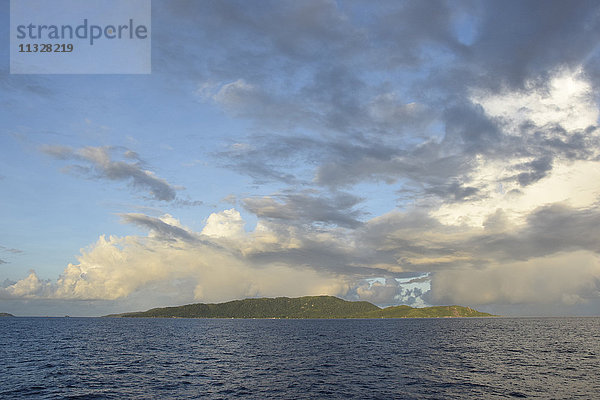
[105,296,495,319]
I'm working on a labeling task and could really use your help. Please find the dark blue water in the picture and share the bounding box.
[1,317,599,399]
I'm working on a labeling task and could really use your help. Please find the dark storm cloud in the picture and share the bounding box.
[370,0,471,65]
[163,0,363,63]
[346,203,600,275]
[216,135,322,185]
[312,139,478,202]
[152,0,366,89]
[470,0,600,89]
[183,0,600,208]
[41,145,178,202]
[243,191,365,228]
[244,233,398,278]
[423,182,479,202]
[515,156,553,187]
[473,204,600,261]
[219,128,474,197]
[441,101,502,155]
[355,210,467,268]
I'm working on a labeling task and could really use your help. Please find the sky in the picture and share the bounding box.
[1,0,600,317]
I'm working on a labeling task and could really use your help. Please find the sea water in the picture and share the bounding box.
[1,317,599,399]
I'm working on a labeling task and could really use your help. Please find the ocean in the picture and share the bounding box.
[1,317,598,399]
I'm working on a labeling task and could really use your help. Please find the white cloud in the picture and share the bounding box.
[472,66,598,133]
[201,208,246,238]
[213,79,258,109]
[2,211,349,304]
[433,158,600,227]
[353,276,430,307]
[3,203,600,312]
[430,66,600,228]
[2,271,47,298]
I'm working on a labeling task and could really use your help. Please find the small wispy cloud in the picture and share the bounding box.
[41,145,178,201]
[0,245,23,254]
[120,213,197,242]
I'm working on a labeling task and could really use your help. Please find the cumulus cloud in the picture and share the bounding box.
[1,271,51,299]
[41,145,178,201]
[348,276,430,308]
[3,198,599,311]
[0,211,350,303]
[0,208,423,303]
[201,209,246,239]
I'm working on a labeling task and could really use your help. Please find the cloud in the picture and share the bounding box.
[1,271,51,299]
[0,212,350,303]
[201,208,246,239]
[209,80,315,129]
[429,251,600,306]
[348,276,429,308]
[243,191,365,228]
[208,67,599,210]
[173,198,205,207]
[0,246,23,266]
[358,202,600,272]
[472,66,598,133]
[216,136,313,185]
[0,246,23,254]
[370,0,472,66]
[2,200,600,312]
[5,1,600,315]
[472,204,600,261]
[41,145,178,201]
[469,0,600,89]
[120,213,197,242]
[433,158,600,227]
[184,1,600,215]
[0,207,402,303]
[161,0,363,72]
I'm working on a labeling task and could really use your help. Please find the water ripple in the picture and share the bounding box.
[1,317,599,399]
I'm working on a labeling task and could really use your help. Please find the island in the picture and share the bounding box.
[105,296,494,319]
[0,312,15,317]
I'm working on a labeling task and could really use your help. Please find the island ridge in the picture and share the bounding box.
[105,296,495,319]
